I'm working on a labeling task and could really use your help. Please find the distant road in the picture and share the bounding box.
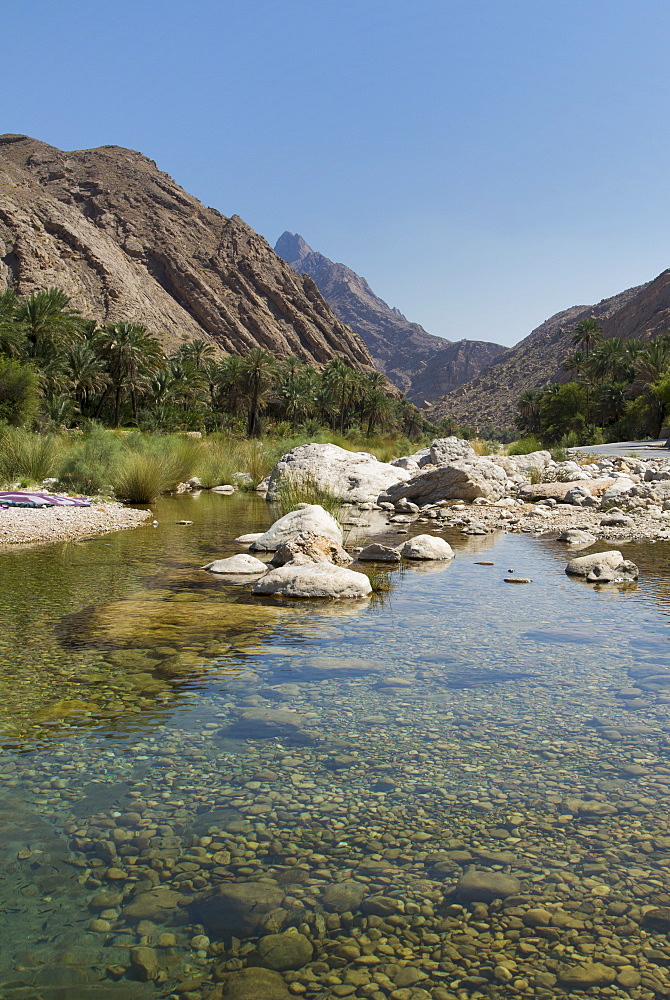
[571,439,669,458]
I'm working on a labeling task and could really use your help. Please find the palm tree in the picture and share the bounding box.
[95,321,163,426]
[361,390,392,435]
[516,389,543,433]
[16,288,82,360]
[178,338,216,369]
[323,358,359,433]
[63,341,109,415]
[276,358,318,427]
[571,317,603,358]
[594,380,627,425]
[238,348,276,436]
[634,337,670,436]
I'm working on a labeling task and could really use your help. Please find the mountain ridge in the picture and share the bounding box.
[275,231,507,402]
[425,278,656,428]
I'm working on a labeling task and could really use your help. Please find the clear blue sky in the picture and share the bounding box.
[5,0,670,346]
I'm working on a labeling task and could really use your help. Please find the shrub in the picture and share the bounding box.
[0,427,61,484]
[58,425,122,495]
[508,435,542,455]
[112,452,174,504]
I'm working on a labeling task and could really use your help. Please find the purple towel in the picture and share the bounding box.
[0,491,92,507]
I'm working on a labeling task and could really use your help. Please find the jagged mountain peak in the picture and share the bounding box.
[275,231,314,266]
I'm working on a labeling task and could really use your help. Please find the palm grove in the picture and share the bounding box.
[516,318,670,445]
[0,287,426,437]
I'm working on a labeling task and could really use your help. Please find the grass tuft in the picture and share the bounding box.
[0,428,61,485]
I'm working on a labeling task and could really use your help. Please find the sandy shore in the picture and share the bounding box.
[0,502,152,547]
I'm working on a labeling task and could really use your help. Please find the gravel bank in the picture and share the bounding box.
[0,502,151,546]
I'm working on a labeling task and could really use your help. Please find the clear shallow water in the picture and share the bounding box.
[2,495,670,997]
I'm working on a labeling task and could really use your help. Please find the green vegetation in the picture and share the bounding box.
[515,323,670,446]
[0,286,434,440]
[507,435,543,455]
[0,424,434,504]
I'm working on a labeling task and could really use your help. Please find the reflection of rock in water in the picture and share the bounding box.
[60,598,294,648]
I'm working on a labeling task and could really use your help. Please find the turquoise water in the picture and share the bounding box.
[1,493,670,997]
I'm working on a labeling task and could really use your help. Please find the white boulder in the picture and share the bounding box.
[250,505,342,552]
[379,459,509,505]
[265,443,410,504]
[252,562,372,598]
[565,550,639,583]
[428,437,476,466]
[601,478,637,503]
[401,535,455,560]
[203,553,268,574]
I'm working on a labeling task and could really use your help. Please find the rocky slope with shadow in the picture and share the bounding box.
[0,135,374,367]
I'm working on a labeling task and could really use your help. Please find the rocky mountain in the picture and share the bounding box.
[275,231,507,402]
[425,277,663,429]
[0,135,374,369]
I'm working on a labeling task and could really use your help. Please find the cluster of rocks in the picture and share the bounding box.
[243,439,670,587]
[203,504,455,599]
[257,440,670,549]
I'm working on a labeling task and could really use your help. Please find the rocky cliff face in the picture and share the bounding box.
[275,232,507,402]
[0,136,374,368]
[425,280,656,429]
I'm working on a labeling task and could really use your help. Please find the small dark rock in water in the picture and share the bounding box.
[474,561,494,565]
[197,883,286,936]
[504,577,531,584]
[176,520,193,525]
[643,907,670,931]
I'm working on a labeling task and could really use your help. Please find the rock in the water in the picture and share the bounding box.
[379,459,508,505]
[197,883,286,937]
[252,930,313,971]
[218,967,291,999]
[322,880,367,912]
[224,708,307,739]
[428,436,476,466]
[234,532,264,544]
[130,947,159,981]
[270,530,352,567]
[558,963,616,988]
[566,550,639,582]
[401,534,454,560]
[252,562,371,598]
[203,553,268,574]
[558,529,597,545]
[123,888,185,921]
[587,560,639,583]
[643,907,670,931]
[265,442,410,504]
[250,505,342,552]
[357,542,402,562]
[211,484,235,494]
[453,870,521,902]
